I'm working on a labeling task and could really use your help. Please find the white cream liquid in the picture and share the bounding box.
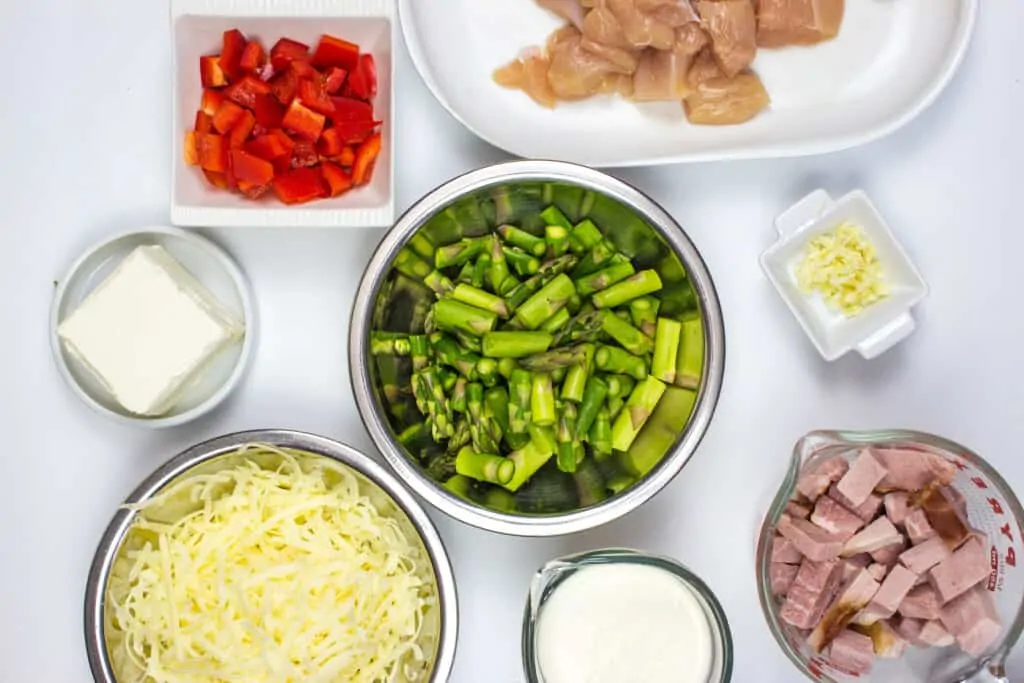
[536,563,715,683]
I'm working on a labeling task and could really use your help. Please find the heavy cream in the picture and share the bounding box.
[536,562,715,683]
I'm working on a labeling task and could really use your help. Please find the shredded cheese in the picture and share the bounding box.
[105,445,436,683]
[795,222,889,317]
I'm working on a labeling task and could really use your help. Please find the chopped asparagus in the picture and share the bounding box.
[540,307,571,334]
[444,474,473,500]
[520,345,590,372]
[589,408,613,459]
[595,345,648,380]
[481,331,554,358]
[488,234,511,294]
[530,372,557,426]
[508,369,532,435]
[396,247,433,279]
[575,376,608,439]
[453,284,510,318]
[675,318,704,389]
[572,219,603,249]
[514,273,576,329]
[592,270,664,309]
[575,261,636,297]
[435,237,485,269]
[600,311,655,356]
[503,437,555,493]
[409,335,430,371]
[504,247,540,278]
[621,386,697,476]
[610,376,667,452]
[604,374,636,400]
[540,206,573,231]
[370,332,411,356]
[455,447,514,485]
[560,343,594,403]
[545,224,570,258]
[556,402,579,473]
[652,318,683,383]
[499,224,547,257]
[433,299,498,337]
[629,296,660,338]
[407,232,435,260]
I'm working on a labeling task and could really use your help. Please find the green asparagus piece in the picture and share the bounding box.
[552,310,605,347]
[448,420,471,453]
[520,345,590,372]
[498,273,521,296]
[456,262,474,285]
[370,332,411,356]
[475,358,499,388]
[551,366,567,384]
[435,237,485,269]
[481,331,554,358]
[409,335,430,371]
[540,307,571,334]
[455,446,514,485]
[652,318,683,383]
[398,422,431,451]
[573,458,608,507]
[503,436,555,493]
[499,224,547,257]
[611,376,667,452]
[560,343,594,403]
[572,219,603,249]
[556,402,579,473]
[514,273,576,329]
[604,374,636,400]
[506,255,580,310]
[508,369,532,435]
[589,408,613,459]
[607,396,625,420]
[592,270,664,309]
[395,247,433,279]
[443,474,473,500]
[467,382,499,453]
[600,311,655,356]
[545,225,571,258]
[566,293,582,315]
[615,310,632,324]
[433,299,498,337]
[595,345,648,380]
[424,270,456,297]
[675,318,704,389]
[453,284,511,318]
[528,423,558,455]
[575,376,608,439]
[621,386,697,476]
[451,378,468,413]
[485,387,511,436]
[497,357,518,379]
[575,261,636,297]
[483,487,518,512]
[530,372,557,426]
[488,234,511,294]
[455,330,482,354]
[472,253,491,289]
[503,247,541,277]
[438,368,458,393]
[540,206,573,231]
[407,232,435,260]
[432,335,480,378]
[607,474,637,495]
[571,240,616,278]
[629,296,660,338]
[416,368,455,441]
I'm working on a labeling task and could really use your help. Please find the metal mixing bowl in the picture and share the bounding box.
[350,160,726,537]
[83,429,458,683]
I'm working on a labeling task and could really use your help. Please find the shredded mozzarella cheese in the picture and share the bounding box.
[106,445,435,683]
[795,222,889,317]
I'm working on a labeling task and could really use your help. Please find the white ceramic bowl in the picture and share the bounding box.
[170,0,396,228]
[50,226,255,428]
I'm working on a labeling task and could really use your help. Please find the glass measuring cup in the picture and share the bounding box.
[756,430,1024,683]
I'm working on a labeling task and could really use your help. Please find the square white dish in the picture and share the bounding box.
[760,189,928,362]
[171,0,396,228]
[399,0,976,167]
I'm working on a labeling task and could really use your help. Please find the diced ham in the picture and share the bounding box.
[852,494,884,522]
[892,615,924,645]
[754,0,844,48]
[899,585,942,621]
[796,457,849,502]
[856,565,917,624]
[780,559,844,629]
[918,620,955,647]
[778,514,846,562]
[870,537,907,568]
[899,536,951,575]
[884,492,911,527]
[859,619,908,658]
[874,448,957,492]
[785,499,812,519]
[835,448,888,507]
[918,485,972,549]
[939,586,1003,656]
[904,508,937,545]
[828,629,875,676]
[841,517,903,557]
[929,537,991,604]
[771,562,800,596]
[811,495,864,540]
[695,0,756,77]
[867,563,888,582]
[808,568,880,651]
[772,535,804,564]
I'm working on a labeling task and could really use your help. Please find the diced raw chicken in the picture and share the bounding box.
[884,492,911,527]
[494,54,557,108]
[646,0,701,27]
[786,499,812,519]
[608,0,676,49]
[772,562,800,596]
[874,448,958,492]
[899,536,951,575]
[809,568,880,651]
[918,620,955,647]
[780,558,845,629]
[870,538,906,568]
[773,535,804,564]
[676,22,709,55]
[812,496,864,539]
[854,565,917,626]
[835,449,888,507]
[545,27,625,99]
[537,0,587,28]
[899,585,942,621]
[581,38,641,73]
[778,514,846,562]
[918,485,973,549]
[683,70,769,124]
[695,0,756,77]
[755,0,844,48]
[829,629,875,676]
[929,537,991,604]
[632,45,693,100]
[905,509,937,545]
[841,517,903,557]
[859,620,908,658]
[583,4,632,47]
[939,587,1003,656]
[796,456,850,502]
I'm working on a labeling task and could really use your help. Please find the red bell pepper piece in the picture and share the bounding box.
[298,78,336,118]
[195,110,214,134]
[225,74,272,110]
[289,58,318,80]
[196,133,229,173]
[270,69,299,106]
[352,131,381,186]
[334,119,379,144]
[320,161,353,197]
[184,131,199,166]
[317,127,344,157]
[200,56,228,88]
[311,34,360,70]
[282,99,326,141]
[345,54,377,101]
[270,38,310,72]
[246,130,294,161]
[201,89,225,116]
[253,93,285,128]
[272,167,326,205]
[212,101,246,134]
[237,179,271,199]
[203,169,231,190]
[290,139,319,168]
[220,29,247,80]
[322,67,348,95]
[230,149,275,186]
[338,146,356,167]
[239,40,266,74]
[228,110,256,148]
[330,96,373,122]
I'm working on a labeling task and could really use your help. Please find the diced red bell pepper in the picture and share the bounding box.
[352,131,381,186]
[220,29,247,80]
[311,34,360,70]
[201,89,225,116]
[330,96,373,122]
[253,93,285,128]
[298,78,336,118]
[272,155,292,176]
[212,101,246,134]
[225,74,272,110]
[345,54,377,101]
[246,130,294,160]
[203,169,231,190]
[230,149,275,186]
[196,133,229,173]
[322,67,348,95]
[290,138,319,168]
[184,131,199,166]
[228,110,256,148]
[334,119,380,144]
[338,146,356,167]
[238,179,271,199]
[272,167,326,205]
[200,56,228,88]
[195,110,214,134]
[288,58,318,80]
[320,161,353,197]
[239,40,266,74]
[270,38,310,72]
[317,127,344,157]
[282,99,326,141]
[270,69,299,105]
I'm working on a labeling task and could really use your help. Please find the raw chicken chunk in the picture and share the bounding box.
[632,45,694,100]
[494,54,558,108]
[683,69,769,124]
[755,0,844,48]
[695,0,757,77]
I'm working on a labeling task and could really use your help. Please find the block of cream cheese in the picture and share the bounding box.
[57,245,244,416]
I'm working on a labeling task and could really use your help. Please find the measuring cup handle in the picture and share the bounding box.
[963,659,1009,683]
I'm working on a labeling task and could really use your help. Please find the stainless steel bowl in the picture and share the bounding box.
[84,429,458,682]
[350,160,726,537]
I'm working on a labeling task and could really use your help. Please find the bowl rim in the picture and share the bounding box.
[348,159,727,536]
[82,428,458,683]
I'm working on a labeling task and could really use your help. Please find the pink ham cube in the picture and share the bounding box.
[899,584,942,620]
[918,620,955,647]
[828,629,875,676]
[797,456,850,502]
[905,508,937,545]
[884,491,911,527]
[811,495,865,539]
[786,499,813,519]
[772,535,804,564]
[771,562,800,596]
[874,448,957,491]
[939,586,1002,656]
[857,565,918,624]
[778,514,846,562]
[929,536,992,603]
[860,619,909,658]
[841,517,903,557]
[919,486,973,549]
[899,536,951,575]
[835,448,888,507]
[867,563,888,582]
[780,559,845,629]
[871,537,907,568]
[808,568,880,651]
[892,615,924,645]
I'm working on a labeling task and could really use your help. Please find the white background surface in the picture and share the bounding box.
[1,2,1022,682]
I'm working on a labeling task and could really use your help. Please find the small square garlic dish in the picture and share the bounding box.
[760,189,928,362]
[170,0,396,228]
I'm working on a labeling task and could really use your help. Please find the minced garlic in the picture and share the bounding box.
[795,222,888,317]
